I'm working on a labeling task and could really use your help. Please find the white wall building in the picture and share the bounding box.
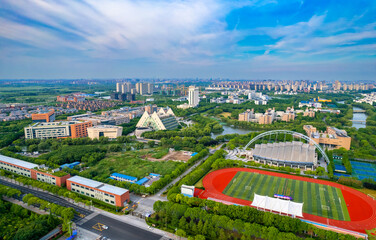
[87,125,123,139]
[188,86,199,107]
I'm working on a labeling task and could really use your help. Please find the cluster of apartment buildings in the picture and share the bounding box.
[208,80,374,93]
[110,92,135,102]
[354,92,376,105]
[0,154,129,207]
[210,96,245,104]
[304,125,351,150]
[56,100,118,111]
[0,104,78,122]
[56,94,86,103]
[116,82,154,96]
[239,107,294,124]
[239,107,315,124]
[248,90,269,105]
[333,80,371,91]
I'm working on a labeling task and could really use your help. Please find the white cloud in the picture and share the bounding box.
[0,0,240,63]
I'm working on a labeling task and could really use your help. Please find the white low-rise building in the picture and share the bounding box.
[87,125,123,139]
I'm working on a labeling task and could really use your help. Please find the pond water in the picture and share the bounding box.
[352,107,367,129]
[211,125,254,138]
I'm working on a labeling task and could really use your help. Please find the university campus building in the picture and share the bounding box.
[31,110,55,123]
[0,154,71,186]
[136,107,179,131]
[24,121,92,139]
[304,125,351,150]
[87,125,123,139]
[66,176,129,207]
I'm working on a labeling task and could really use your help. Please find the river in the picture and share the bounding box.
[352,107,367,129]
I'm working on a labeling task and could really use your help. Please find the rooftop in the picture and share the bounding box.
[89,125,123,129]
[111,173,137,181]
[68,175,128,196]
[135,177,150,185]
[0,154,38,169]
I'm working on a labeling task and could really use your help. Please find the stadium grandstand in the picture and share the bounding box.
[249,141,317,169]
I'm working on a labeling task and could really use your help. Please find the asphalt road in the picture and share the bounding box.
[0,178,92,222]
[81,214,162,240]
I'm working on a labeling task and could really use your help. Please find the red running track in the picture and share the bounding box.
[199,168,376,233]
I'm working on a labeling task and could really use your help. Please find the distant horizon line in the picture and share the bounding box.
[0,78,375,83]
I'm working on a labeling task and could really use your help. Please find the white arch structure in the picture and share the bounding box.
[244,130,330,164]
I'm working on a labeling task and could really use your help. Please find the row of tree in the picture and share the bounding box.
[0,185,61,240]
[150,199,356,240]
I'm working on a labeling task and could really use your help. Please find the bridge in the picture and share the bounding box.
[353,109,366,113]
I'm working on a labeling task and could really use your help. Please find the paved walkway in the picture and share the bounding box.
[226,148,247,160]
[2,196,49,215]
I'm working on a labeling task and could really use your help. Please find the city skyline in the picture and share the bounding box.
[0,0,375,80]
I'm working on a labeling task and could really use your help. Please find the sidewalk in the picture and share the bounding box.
[2,196,49,215]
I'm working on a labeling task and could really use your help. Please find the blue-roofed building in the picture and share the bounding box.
[135,177,150,185]
[191,152,198,157]
[149,173,160,178]
[334,164,347,173]
[110,173,138,183]
[60,161,80,169]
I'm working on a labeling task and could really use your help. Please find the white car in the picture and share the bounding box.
[102,225,108,230]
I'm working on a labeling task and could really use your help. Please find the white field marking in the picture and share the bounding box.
[233,178,237,183]
[321,205,330,211]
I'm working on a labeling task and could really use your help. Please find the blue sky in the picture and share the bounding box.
[0,0,375,80]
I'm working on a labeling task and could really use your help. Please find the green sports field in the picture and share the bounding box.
[223,171,351,221]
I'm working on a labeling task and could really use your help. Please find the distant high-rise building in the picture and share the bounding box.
[334,80,341,91]
[111,92,119,100]
[147,83,154,95]
[116,82,121,92]
[188,86,199,107]
[136,83,148,95]
[145,104,158,114]
[121,84,126,93]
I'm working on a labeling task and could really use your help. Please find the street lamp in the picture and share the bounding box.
[68,221,72,236]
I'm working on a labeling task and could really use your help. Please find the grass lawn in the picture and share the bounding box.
[218,112,232,118]
[195,170,215,188]
[366,228,376,240]
[80,149,183,181]
[151,147,169,159]
[222,171,351,221]
[358,188,376,199]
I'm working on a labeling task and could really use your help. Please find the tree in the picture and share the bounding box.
[176,229,187,238]
[38,142,50,152]
[135,142,145,150]
[28,144,38,152]
[148,141,155,148]
[61,208,75,221]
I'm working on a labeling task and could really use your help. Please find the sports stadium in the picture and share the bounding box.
[197,167,376,236]
[242,130,329,170]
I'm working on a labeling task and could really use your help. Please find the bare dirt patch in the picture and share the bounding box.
[142,151,192,162]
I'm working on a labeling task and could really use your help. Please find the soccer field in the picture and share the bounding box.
[222,171,351,221]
